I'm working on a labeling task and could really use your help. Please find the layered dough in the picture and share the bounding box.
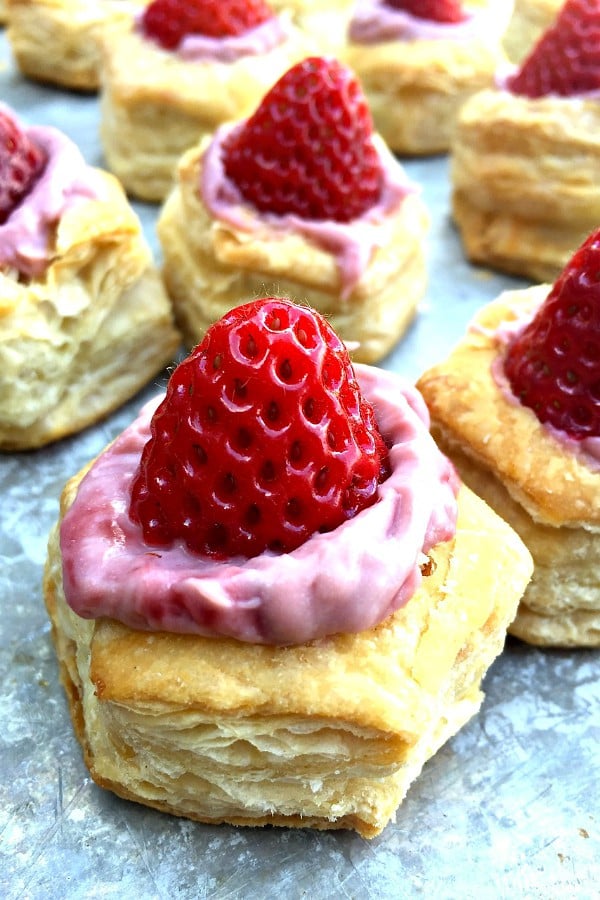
[6,0,148,91]
[157,136,429,364]
[451,89,600,282]
[417,285,600,647]
[0,168,180,450]
[343,2,509,155]
[99,17,313,202]
[44,470,532,837]
[502,0,562,63]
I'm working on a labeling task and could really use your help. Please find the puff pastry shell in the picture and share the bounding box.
[0,168,180,450]
[44,466,532,836]
[6,0,148,91]
[157,135,429,364]
[451,89,600,283]
[417,285,600,647]
[99,16,313,202]
[343,2,509,155]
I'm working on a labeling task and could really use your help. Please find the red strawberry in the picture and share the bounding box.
[0,110,47,226]
[507,0,600,98]
[222,56,384,223]
[385,0,467,24]
[142,0,273,51]
[129,297,390,560]
[504,228,600,439]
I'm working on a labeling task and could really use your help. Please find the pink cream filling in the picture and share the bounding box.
[486,298,600,468]
[60,365,459,646]
[201,123,415,301]
[0,105,106,278]
[348,0,479,44]
[136,13,290,62]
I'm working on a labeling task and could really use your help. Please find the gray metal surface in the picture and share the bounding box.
[1,29,599,900]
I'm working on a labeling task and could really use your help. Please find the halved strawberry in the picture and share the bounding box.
[504,228,600,439]
[222,56,384,223]
[0,109,47,225]
[129,298,390,559]
[385,0,467,24]
[507,0,600,98]
[142,0,273,51]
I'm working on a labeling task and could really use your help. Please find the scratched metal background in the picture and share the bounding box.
[1,27,599,900]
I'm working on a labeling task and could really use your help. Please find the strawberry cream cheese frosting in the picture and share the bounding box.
[136,9,290,62]
[201,122,415,300]
[59,366,459,646]
[348,0,482,43]
[0,107,106,278]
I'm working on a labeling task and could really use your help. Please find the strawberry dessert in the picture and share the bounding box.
[158,55,429,363]
[417,228,600,648]
[343,0,509,154]
[0,107,47,226]
[451,0,600,282]
[0,103,179,451]
[45,296,532,834]
[99,0,312,201]
[505,0,600,97]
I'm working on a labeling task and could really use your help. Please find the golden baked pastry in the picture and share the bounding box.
[44,458,532,836]
[0,115,180,451]
[6,0,148,91]
[502,0,562,63]
[157,132,429,364]
[417,285,600,647]
[0,0,6,25]
[343,1,510,155]
[450,89,600,282]
[98,10,313,202]
[275,0,354,55]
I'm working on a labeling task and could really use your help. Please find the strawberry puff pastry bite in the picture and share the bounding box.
[99,0,313,201]
[158,55,430,364]
[0,104,179,451]
[343,0,510,156]
[44,297,532,837]
[451,0,600,282]
[418,228,600,647]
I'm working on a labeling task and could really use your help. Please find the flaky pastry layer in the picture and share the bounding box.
[157,138,429,364]
[44,469,532,837]
[99,18,313,202]
[6,0,148,91]
[0,168,180,450]
[417,285,600,647]
[451,89,600,282]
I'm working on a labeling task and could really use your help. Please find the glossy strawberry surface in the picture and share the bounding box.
[222,56,384,223]
[142,0,273,50]
[504,229,600,439]
[385,0,467,23]
[0,110,47,225]
[508,0,600,98]
[130,298,390,559]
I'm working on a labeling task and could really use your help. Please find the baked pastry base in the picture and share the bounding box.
[343,12,507,155]
[417,285,600,647]
[157,138,429,364]
[6,0,146,91]
[99,19,312,202]
[451,89,600,282]
[502,0,563,63]
[44,475,532,837]
[0,168,180,450]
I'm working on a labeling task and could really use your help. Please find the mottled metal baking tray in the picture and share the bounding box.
[1,28,599,900]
